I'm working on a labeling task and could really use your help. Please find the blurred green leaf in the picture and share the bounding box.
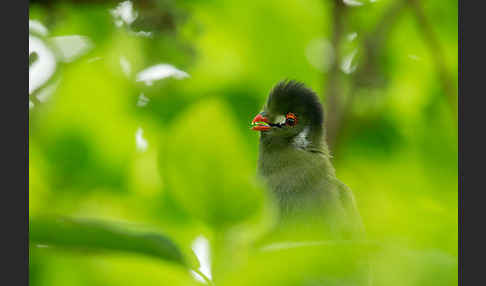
[30,216,188,266]
[220,240,374,286]
[164,98,267,230]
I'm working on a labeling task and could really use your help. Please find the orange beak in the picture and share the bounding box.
[251,113,271,131]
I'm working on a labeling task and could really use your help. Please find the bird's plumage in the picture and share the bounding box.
[253,80,364,240]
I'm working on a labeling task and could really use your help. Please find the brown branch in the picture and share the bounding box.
[325,0,408,151]
[408,0,457,117]
[324,0,347,151]
[356,0,409,87]
[341,0,408,117]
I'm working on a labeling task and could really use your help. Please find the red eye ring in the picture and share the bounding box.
[285,112,297,126]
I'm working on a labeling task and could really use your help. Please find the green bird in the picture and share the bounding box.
[251,80,364,240]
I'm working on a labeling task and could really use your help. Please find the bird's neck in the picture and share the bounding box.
[257,138,336,223]
[257,131,336,193]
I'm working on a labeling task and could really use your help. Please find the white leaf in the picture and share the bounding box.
[136,64,190,86]
[29,20,48,36]
[110,1,138,27]
[51,36,93,63]
[191,236,212,283]
[343,0,364,7]
[135,127,148,152]
[29,36,56,95]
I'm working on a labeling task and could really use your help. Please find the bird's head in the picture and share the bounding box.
[251,80,325,149]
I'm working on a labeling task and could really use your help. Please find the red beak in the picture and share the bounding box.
[251,113,271,131]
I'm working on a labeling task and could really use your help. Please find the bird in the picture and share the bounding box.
[251,80,364,241]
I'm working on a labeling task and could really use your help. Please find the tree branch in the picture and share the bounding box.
[408,0,457,116]
[325,0,408,151]
[324,0,347,151]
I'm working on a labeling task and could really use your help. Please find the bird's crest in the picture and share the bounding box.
[267,80,324,128]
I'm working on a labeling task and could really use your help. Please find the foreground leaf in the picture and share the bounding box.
[30,216,187,266]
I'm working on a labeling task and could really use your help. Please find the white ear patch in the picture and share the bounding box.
[275,115,286,125]
[292,127,310,149]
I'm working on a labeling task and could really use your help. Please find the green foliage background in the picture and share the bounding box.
[29,0,457,285]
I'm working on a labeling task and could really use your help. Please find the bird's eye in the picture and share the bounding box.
[285,113,297,126]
